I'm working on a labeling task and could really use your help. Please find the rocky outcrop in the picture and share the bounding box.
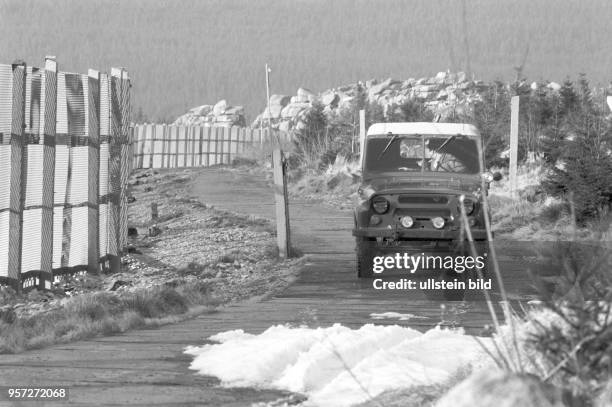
[176,71,568,132]
[250,71,489,133]
[174,99,246,127]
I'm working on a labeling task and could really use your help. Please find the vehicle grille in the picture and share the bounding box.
[398,195,449,205]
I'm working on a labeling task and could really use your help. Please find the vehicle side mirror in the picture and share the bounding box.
[492,172,503,181]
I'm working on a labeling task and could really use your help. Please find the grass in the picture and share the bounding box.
[488,164,612,241]
[1,0,610,121]
[0,282,217,354]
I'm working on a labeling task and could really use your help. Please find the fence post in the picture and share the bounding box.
[509,96,519,197]
[108,68,122,272]
[118,69,130,253]
[272,149,290,258]
[87,69,100,274]
[7,63,27,287]
[40,57,57,282]
[359,109,366,170]
[137,125,145,169]
[160,123,167,168]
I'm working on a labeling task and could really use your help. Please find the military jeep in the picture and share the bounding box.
[353,122,501,278]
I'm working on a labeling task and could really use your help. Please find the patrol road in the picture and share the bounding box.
[0,167,562,406]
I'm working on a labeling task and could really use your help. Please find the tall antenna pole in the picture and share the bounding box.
[265,64,272,143]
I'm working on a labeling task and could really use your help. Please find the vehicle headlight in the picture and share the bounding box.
[400,216,414,228]
[463,198,475,215]
[371,196,389,214]
[482,172,494,182]
[431,216,445,229]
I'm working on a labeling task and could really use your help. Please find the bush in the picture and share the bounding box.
[527,242,612,402]
[293,101,335,169]
[540,75,612,222]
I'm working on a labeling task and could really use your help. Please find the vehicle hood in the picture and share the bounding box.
[363,172,482,196]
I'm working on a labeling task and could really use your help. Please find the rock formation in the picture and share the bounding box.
[251,71,490,132]
[173,99,246,127]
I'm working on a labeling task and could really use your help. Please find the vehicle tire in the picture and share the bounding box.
[356,239,374,278]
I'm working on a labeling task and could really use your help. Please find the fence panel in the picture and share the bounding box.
[129,124,291,170]
[0,58,131,289]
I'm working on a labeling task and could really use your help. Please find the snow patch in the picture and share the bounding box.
[369,312,429,321]
[185,324,489,407]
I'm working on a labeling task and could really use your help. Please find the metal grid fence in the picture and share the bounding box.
[0,58,132,290]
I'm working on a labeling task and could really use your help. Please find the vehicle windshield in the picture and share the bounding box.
[364,134,480,174]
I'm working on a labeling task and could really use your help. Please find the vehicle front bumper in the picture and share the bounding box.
[352,226,488,241]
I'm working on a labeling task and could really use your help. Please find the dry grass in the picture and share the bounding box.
[489,164,612,241]
[0,282,216,354]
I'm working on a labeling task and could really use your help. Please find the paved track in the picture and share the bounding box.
[0,167,559,406]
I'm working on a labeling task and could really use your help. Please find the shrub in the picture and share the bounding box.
[293,101,330,168]
[527,242,612,402]
[540,75,612,222]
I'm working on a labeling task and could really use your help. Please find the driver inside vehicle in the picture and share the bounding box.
[399,137,470,173]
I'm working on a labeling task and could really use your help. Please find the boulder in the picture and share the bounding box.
[456,71,468,82]
[368,78,399,99]
[434,71,448,83]
[321,91,339,107]
[269,94,291,114]
[296,87,315,103]
[224,106,244,115]
[281,102,310,119]
[175,100,245,127]
[191,105,212,116]
[213,99,227,116]
[436,371,564,407]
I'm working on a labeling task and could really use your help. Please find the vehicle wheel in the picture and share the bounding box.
[356,239,374,278]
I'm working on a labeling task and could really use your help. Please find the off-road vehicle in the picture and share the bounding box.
[353,122,501,278]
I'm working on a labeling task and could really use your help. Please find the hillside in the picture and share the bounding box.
[1,0,611,121]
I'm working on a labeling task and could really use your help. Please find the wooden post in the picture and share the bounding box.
[202,126,210,166]
[359,109,366,170]
[40,57,57,280]
[509,96,519,197]
[150,202,158,221]
[272,149,290,258]
[118,69,130,253]
[7,63,27,286]
[197,126,203,166]
[160,123,167,168]
[137,125,145,169]
[87,69,100,274]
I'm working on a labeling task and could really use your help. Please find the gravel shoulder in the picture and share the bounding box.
[0,166,303,353]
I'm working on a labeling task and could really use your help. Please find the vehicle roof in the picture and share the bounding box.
[366,122,480,137]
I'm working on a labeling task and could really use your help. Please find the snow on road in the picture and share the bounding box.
[369,312,429,321]
[185,323,490,407]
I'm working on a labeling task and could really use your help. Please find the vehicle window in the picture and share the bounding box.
[364,135,479,174]
[365,137,422,172]
[426,137,479,173]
